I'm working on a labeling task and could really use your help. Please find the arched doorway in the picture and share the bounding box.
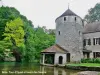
[59,56,63,64]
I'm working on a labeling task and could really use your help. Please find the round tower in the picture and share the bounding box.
[55,9,83,62]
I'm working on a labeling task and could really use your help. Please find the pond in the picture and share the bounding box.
[0,62,80,75]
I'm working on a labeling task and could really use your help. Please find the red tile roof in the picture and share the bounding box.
[41,44,68,53]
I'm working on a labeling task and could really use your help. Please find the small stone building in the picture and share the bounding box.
[41,8,100,65]
[41,44,68,65]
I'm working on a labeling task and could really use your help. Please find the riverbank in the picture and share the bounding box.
[66,63,100,71]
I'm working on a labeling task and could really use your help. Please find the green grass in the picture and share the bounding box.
[67,63,100,67]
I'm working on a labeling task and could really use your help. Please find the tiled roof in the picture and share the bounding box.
[83,21,100,34]
[41,44,68,53]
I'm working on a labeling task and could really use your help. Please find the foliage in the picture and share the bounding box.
[67,63,100,67]
[0,6,55,62]
[3,17,25,47]
[19,15,55,62]
[84,3,100,23]
[0,6,20,40]
[23,20,36,62]
[81,58,100,63]
[33,27,55,62]
[0,41,12,61]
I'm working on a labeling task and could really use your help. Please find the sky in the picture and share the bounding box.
[1,0,100,29]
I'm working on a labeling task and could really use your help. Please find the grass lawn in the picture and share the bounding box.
[67,63,100,67]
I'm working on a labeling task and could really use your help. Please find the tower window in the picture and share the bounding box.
[58,31,60,35]
[75,17,77,22]
[64,17,66,21]
[79,31,81,35]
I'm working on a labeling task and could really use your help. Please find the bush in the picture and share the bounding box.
[81,58,100,63]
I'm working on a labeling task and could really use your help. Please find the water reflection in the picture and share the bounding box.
[0,62,79,75]
[40,66,79,75]
[54,68,66,75]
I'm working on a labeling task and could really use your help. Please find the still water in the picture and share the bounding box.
[0,62,80,75]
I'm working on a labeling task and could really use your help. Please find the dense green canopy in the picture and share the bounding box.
[0,6,55,62]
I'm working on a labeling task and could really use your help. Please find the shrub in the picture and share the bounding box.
[81,58,100,63]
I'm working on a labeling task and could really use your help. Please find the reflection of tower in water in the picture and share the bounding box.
[40,66,78,75]
[54,68,66,75]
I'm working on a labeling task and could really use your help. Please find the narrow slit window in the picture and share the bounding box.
[79,31,81,35]
[58,31,60,35]
[75,17,77,22]
[64,17,66,21]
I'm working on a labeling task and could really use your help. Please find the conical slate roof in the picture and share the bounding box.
[56,9,80,20]
[60,9,77,17]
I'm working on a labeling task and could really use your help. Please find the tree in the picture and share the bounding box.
[0,6,55,62]
[33,27,55,62]
[23,19,36,62]
[84,3,100,23]
[3,18,25,62]
[0,6,35,62]
[0,6,20,40]
[3,17,25,47]
[0,41,12,61]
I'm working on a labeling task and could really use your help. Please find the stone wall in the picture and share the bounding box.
[55,16,83,62]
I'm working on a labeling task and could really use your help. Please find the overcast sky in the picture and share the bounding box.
[1,0,100,29]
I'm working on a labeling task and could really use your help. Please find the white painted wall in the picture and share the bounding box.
[54,53,66,64]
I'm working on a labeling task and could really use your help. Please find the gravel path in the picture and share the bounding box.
[78,71,100,75]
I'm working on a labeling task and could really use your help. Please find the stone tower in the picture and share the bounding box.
[55,9,83,62]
